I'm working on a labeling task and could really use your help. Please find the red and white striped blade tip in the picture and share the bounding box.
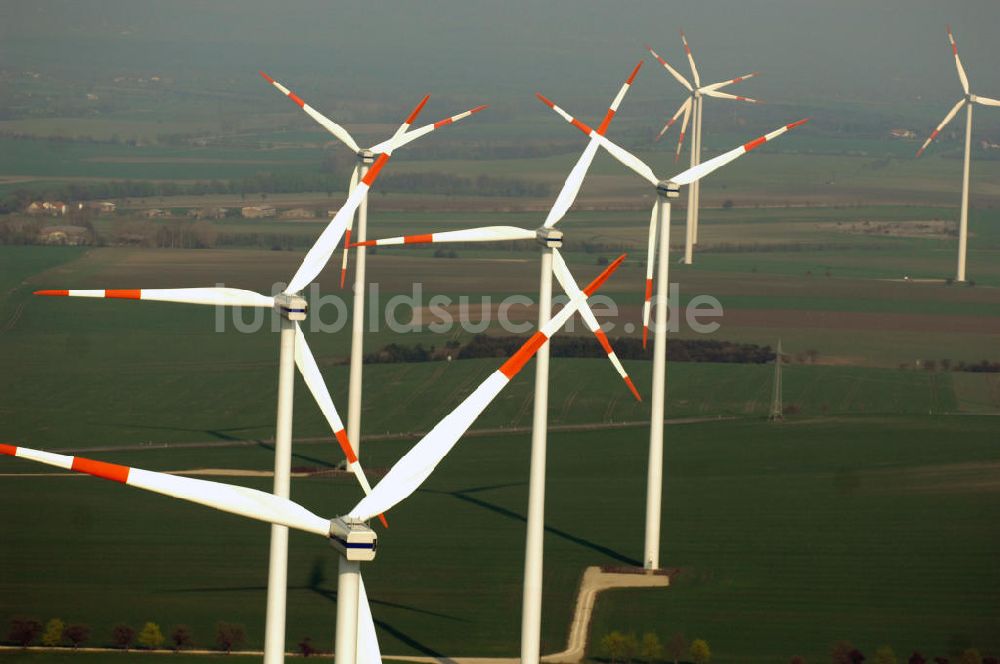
[259,70,275,84]
[583,254,627,296]
[626,60,643,84]
[405,95,431,124]
[625,377,642,402]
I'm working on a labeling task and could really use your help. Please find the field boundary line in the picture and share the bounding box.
[51,416,739,455]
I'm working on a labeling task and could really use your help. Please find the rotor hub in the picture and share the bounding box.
[329,516,377,562]
[358,149,376,164]
[535,227,564,248]
[274,293,308,321]
[657,181,681,198]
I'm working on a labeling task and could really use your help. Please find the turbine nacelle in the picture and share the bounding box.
[329,517,377,562]
[357,149,376,163]
[274,293,308,321]
[535,227,564,248]
[657,181,681,198]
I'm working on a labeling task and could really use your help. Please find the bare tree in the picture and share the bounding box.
[666,632,688,664]
[111,624,135,651]
[63,624,90,650]
[171,625,193,651]
[7,618,42,648]
[215,622,246,654]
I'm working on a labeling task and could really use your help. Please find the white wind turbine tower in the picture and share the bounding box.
[5,252,626,664]
[915,26,1000,283]
[260,71,486,461]
[646,32,760,265]
[355,61,644,664]
[33,95,432,664]
[539,92,807,569]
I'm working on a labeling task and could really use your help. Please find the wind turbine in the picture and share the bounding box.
[32,95,432,664]
[539,90,807,570]
[646,32,760,264]
[260,71,487,462]
[915,26,1000,283]
[3,252,626,664]
[353,61,644,664]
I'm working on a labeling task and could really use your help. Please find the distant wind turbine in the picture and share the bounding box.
[646,31,760,265]
[914,26,999,283]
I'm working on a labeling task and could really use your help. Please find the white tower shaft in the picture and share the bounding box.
[263,316,297,664]
[644,198,671,570]
[693,98,704,245]
[684,98,699,265]
[334,557,361,664]
[520,247,554,664]
[347,160,372,454]
[958,102,972,282]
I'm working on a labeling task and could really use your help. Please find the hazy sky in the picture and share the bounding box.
[3,1,1000,122]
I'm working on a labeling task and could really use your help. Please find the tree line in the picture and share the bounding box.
[5,616,244,653]
[599,630,709,664]
[596,634,995,664]
[5,615,335,657]
[364,336,776,365]
[0,170,550,216]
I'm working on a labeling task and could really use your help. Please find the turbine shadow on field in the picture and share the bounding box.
[255,441,341,469]
[309,587,460,658]
[108,421,271,442]
[424,483,642,566]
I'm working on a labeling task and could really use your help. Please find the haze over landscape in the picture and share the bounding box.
[0,2,998,664]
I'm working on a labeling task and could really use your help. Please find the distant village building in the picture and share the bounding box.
[242,205,277,219]
[188,206,227,219]
[279,208,315,220]
[26,201,68,216]
[141,208,169,218]
[980,139,1000,151]
[37,225,90,246]
[79,201,117,214]
[889,128,916,139]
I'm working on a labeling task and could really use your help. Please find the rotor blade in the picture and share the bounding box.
[387,94,430,148]
[642,202,658,349]
[340,164,360,289]
[974,95,1000,107]
[352,226,535,247]
[674,100,693,163]
[947,26,970,95]
[293,325,388,528]
[287,93,424,294]
[1,444,330,536]
[671,119,809,186]
[680,30,701,88]
[915,98,966,157]
[537,93,659,185]
[551,250,641,401]
[357,575,382,664]
[544,61,643,229]
[34,287,274,308]
[287,182,368,294]
[597,60,643,135]
[702,88,760,104]
[700,72,759,93]
[542,140,600,229]
[369,104,489,154]
[645,43,693,91]
[348,255,628,522]
[259,71,361,153]
[655,98,690,142]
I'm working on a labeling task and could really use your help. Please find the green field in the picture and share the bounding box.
[2,417,998,661]
[1,212,998,662]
